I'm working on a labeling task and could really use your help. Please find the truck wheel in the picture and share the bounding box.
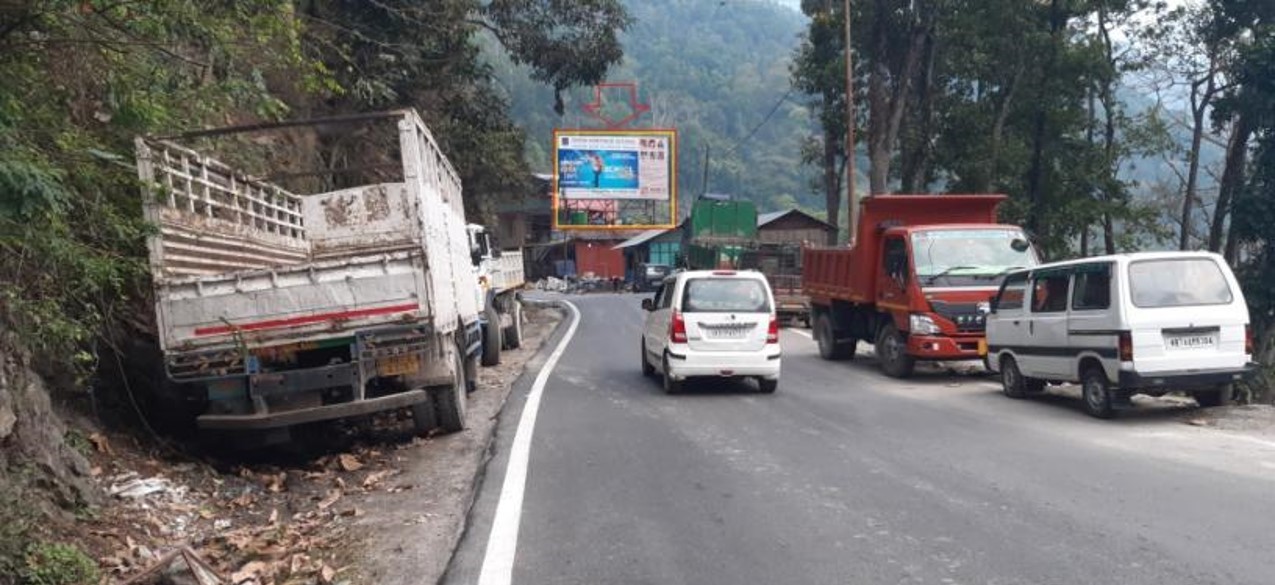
[505,299,524,350]
[1081,366,1115,419]
[876,324,916,379]
[481,304,502,366]
[411,398,438,436]
[815,314,853,360]
[1193,385,1232,408]
[436,350,468,432]
[641,339,655,377]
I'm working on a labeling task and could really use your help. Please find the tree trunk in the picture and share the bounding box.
[1025,0,1066,237]
[866,0,929,195]
[901,20,938,193]
[823,130,842,245]
[983,63,1023,193]
[1179,71,1214,250]
[1098,2,1117,255]
[1211,113,1253,256]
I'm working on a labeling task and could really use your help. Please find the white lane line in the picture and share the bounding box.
[786,328,813,340]
[477,300,581,585]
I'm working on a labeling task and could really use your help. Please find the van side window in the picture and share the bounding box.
[996,272,1029,311]
[1072,264,1112,311]
[883,237,908,284]
[1031,272,1070,313]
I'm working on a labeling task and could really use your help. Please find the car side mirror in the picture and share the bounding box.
[641,298,654,311]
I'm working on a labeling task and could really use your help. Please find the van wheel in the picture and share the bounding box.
[1081,366,1115,419]
[662,354,683,395]
[641,339,655,377]
[815,314,854,360]
[1000,356,1028,399]
[435,350,468,432]
[481,304,502,366]
[1193,385,1233,408]
[876,324,915,379]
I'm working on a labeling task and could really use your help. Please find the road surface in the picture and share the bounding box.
[446,294,1275,585]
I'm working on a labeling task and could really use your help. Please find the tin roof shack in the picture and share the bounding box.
[756,209,836,247]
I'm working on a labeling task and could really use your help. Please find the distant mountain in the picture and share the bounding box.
[487,0,818,214]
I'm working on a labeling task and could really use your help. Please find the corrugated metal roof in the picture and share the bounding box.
[756,208,835,229]
[612,229,671,250]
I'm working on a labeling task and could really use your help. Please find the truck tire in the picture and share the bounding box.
[436,350,468,432]
[1081,365,1115,419]
[481,303,502,366]
[876,323,916,379]
[504,299,524,350]
[411,398,438,436]
[815,314,854,360]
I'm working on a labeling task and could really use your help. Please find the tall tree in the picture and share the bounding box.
[792,1,851,244]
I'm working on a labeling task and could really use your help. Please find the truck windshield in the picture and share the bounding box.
[911,229,1037,287]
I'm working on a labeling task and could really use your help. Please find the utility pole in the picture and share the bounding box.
[844,0,858,247]
[701,143,711,196]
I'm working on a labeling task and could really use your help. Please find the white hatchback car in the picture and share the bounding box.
[640,270,781,393]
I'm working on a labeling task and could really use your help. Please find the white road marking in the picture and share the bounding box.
[477,300,581,585]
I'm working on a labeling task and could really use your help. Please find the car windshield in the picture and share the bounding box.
[1129,258,1233,308]
[681,278,771,313]
[911,229,1038,286]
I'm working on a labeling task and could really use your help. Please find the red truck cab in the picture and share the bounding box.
[803,195,1039,377]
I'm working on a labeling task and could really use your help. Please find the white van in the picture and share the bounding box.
[983,251,1254,418]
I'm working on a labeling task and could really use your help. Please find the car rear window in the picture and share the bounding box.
[1128,258,1233,308]
[681,278,771,313]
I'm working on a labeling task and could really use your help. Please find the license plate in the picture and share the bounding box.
[377,354,421,377]
[708,328,748,339]
[1166,335,1216,350]
[977,338,988,357]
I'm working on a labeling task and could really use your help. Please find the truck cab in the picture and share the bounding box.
[466,224,527,366]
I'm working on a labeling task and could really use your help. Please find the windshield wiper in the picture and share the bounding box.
[989,265,1028,278]
[924,265,979,284]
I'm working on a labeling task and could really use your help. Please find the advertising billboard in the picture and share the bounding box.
[553,129,677,230]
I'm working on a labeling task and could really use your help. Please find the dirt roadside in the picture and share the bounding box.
[58,303,564,585]
[346,303,564,584]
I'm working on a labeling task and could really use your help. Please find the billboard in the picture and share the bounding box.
[553,129,677,230]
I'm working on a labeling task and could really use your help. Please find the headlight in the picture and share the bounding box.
[909,313,942,335]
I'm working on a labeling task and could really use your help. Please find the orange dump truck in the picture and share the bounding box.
[803,195,1039,378]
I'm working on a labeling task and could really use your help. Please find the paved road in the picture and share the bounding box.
[447,294,1275,585]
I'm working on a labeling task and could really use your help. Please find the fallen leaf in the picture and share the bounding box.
[264,472,287,493]
[338,507,362,517]
[317,489,342,510]
[361,469,395,489]
[231,560,270,583]
[89,466,103,477]
[199,508,215,520]
[288,553,311,574]
[320,563,337,584]
[88,432,113,454]
[230,492,256,508]
[387,484,415,493]
[334,477,347,491]
[337,454,363,472]
[268,508,279,525]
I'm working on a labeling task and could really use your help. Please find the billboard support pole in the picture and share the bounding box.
[844,0,858,247]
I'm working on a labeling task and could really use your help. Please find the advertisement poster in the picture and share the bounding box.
[554,131,673,201]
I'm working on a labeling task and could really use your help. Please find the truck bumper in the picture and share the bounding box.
[907,334,983,360]
[198,389,430,430]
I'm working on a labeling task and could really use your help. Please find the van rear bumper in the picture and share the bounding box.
[1118,363,1257,390]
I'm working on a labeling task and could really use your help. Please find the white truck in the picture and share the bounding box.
[467,224,526,366]
[135,110,482,441]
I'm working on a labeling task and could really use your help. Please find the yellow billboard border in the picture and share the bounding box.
[551,128,678,231]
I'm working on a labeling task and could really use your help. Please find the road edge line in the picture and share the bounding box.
[476,299,580,585]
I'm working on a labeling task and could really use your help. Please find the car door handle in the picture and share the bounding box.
[1012,320,1020,325]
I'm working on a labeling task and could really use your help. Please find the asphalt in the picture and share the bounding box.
[445,293,1275,585]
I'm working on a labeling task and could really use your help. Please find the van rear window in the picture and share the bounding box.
[1128,258,1233,308]
[682,278,771,313]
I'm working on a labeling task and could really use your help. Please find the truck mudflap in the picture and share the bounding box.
[198,389,429,430]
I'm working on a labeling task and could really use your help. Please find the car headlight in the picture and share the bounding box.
[909,313,942,335]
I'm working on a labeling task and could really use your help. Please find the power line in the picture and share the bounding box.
[720,87,794,158]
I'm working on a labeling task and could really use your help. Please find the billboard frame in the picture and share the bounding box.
[552,128,678,231]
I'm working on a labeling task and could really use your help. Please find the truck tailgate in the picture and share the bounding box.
[157,251,429,352]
